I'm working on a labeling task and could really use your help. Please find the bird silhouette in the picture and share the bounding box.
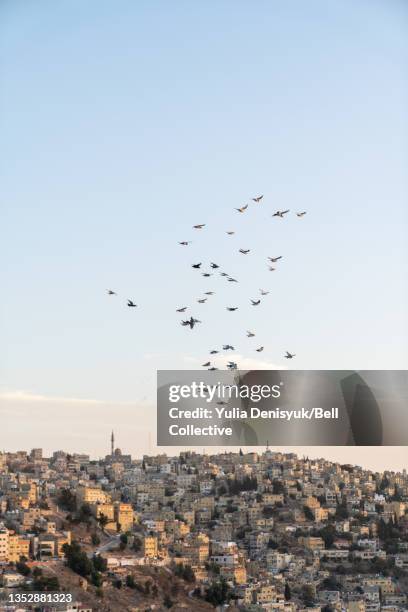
[202,361,211,367]
[181,317,201,329]
[272,210,289,218]
[260,289,269,295]
[268,256,282,262]
[179,241,191,246]
[193,224,206,229]
[176,307,187,312]
[192,263,202,269]
[296,211,307,217]
[127,300,137,308]
[235,204,248,213]
[107,290,117,295]
[246,331,255,337]
[197,298,207,303]
[210,262,220,269]
[239,249,250,255]
[226,231,235,235]
[223,345,235,350]
[227,307,238,311]
[251,299,261,306]
[256,346,264,352]
[284,351,296,359]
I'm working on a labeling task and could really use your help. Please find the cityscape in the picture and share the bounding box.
[0,436,407,611]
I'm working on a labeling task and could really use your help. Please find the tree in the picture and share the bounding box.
[126,574,136,588]
[58,489,76,512]
[205,578,229,606]
[16,561,31,576]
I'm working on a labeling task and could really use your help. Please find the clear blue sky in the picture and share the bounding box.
[1,1,408,464]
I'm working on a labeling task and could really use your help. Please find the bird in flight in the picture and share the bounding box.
[193,224,205,229]
[227,361,238,370]
[296,211,307,217]
[246,331,255,337]
[223,344,235,350]
[210,350,219,354]
[178,241,191,246]
[256,346,264,352]
[284,351,296,359]
[272,210,289,218]
[107,290,117,295]
[239,249,250,255]
[204,291,215,295]
[260,289,269,295]
[192,263,202,269]
[226,231,235,235]
[227,277,238,282]
[208,367,218,371]
[268,256,282,262]
[252,195,263,203]
[176,307,187,312]
[220,272,229,277]
[251,299,261,306]
[227,307,238,311]
[127,300,137,308]
[197,298,207,303]
[202,362,211,367]
[181,317,201,329]
[235,204,248,213]
[202,272,212,277]
[210,262,219,269]
[268,266,276,271]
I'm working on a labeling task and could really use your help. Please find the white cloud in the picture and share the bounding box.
[0,390,136,406]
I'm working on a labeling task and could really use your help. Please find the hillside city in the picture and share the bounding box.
[0,437,408,611]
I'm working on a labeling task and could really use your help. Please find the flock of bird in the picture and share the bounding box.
[107,196,306,371]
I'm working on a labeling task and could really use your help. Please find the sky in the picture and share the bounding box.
[1,1,408,469]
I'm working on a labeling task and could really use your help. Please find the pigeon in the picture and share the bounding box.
[226,231,235,235]
[197,298,207,303]
[193,224,205,229]
[227,361,238,370]
[107,290,117,295]
[260,289,269,295]
[223,345,235,350]
[239,249,250,255]
[181,317,201,329]
[251,299,261,306]
[210,350,219,354]
[176,307,187,312]
[296,211,307,217]
[256,346,264,352]
[202,362,211,367]
[226,307,238,311]
[192,263,202,269]
[235,204,248,213]
[284,351,296,359]
[268,256,282,262]
[227,277,238,282]
[202,273,212,277]
[210,262,220,269]
[179,241,191,246]
[127,300,137,307]
[204,291,215,295]
[272,210,289,218]
[246,331,255,337]
[252,195,263,203]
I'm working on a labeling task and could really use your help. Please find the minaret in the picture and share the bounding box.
[111,430,114,456]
